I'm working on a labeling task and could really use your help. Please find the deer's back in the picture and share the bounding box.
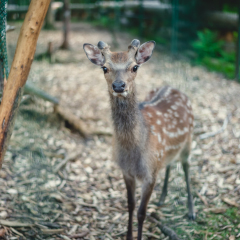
[140,86,194,168]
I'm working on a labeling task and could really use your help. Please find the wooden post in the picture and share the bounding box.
[139,0,144,37]
[61,0,70,50]
[45,0,55,29]
[0,0,51,167]
[114,0,120,30]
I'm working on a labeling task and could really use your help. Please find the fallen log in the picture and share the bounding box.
[23,82,89,138]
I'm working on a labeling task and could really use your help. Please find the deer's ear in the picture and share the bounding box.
[136,41,155,65]
[83,43,105,66]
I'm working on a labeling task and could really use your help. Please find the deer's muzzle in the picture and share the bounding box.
[112,81,126,93]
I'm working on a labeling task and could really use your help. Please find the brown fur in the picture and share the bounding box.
[111,52,129,63]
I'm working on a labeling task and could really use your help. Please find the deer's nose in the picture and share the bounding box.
[112,81,125,93]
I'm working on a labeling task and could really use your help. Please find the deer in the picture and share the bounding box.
[83,39,195,240]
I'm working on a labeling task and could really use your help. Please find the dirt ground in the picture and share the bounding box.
[0,22,240,240]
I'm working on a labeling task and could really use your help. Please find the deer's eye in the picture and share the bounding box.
[102,67,108,74]
[133,65,139,72]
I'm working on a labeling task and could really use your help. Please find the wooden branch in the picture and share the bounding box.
[54,150,82,173]
[24,82,59,104]
[199,114,231,140]
[148,215,182,240]
[54,105,89,138]
[0,0,51,167]
[6,25,15,33]
[23,84,89,138]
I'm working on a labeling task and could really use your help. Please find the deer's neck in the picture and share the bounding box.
[110,92,147,147]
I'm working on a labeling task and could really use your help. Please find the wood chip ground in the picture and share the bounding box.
[1,22,240,240]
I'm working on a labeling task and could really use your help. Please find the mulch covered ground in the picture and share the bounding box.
[0,22,240,240]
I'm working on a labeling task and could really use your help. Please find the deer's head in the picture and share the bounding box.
[83,39,155,98]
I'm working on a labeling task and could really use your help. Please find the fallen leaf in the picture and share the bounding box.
[41,229,64,235]
[69,231,89,238]
[0,229,5,237]
[222,197,239,207]
[0,220,33,227]
[204,208,227,214]
[229,236,235,240]
[0,211,8,219]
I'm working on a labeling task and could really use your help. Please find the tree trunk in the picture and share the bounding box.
[0,0,51,167]
[61,0,70,50]
[0,60,4,95]
[45,0,55,29]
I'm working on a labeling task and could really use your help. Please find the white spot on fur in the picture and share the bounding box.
[147,112,152,118]
[174,112,179,117]
[156,120,161,125]
[165,144,181,151]
[171,105,177,110]
[157,133,161,143]
[160,150,164,157]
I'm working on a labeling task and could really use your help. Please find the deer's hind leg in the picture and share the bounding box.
[181,143,195,220]
[158,164,171,206]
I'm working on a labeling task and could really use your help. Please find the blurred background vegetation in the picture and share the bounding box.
[6,0,240,79]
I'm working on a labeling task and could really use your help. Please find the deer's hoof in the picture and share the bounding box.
[126,237,133,240]
[157,202,164,207]
[156,199,165,207]
[188,212,196,221]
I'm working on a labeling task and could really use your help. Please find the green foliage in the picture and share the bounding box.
[99,16,112,27]
[223,4,238,13]
[192,29,224,58]
[174,207,240,239]
[192,29,236,79]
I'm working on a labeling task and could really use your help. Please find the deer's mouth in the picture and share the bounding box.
[112,91,128,98]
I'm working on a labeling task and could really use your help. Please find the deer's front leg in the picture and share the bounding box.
[124,174,136,240]
[137,178,156,240]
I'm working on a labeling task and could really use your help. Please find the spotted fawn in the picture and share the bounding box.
[83,39,195,240]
